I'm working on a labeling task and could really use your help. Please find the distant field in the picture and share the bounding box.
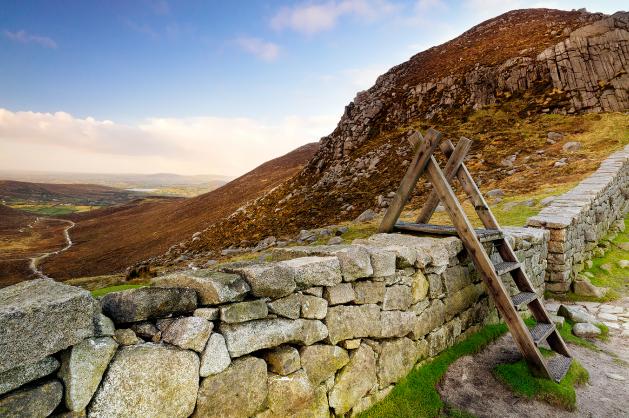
[8,202,100,216]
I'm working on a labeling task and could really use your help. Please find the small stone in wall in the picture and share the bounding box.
[113,329,141,346]
[194,307,219,321]
[325,304,381,344]
[93,314,115,337]
[340,339,361,350]
[161,317,212,352]
[382,285,413,311]
[199,333,231,377]
[300,295,328,319]
[0,379,62,418]
[328,344,377,415]
[220,300,268,323]
[263,345,301,376]
[152,271,250,306]
[0,356,59,396]
[353,281,386,304]
[266,369,315,416]
[377,337,417,388]
[268,294,302,319]
[130,322,160,341]
[324,283,355,305]
[300,344,349,385]
[58,336,118,411]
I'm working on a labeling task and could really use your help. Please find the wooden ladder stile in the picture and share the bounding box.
[380,131,572,382]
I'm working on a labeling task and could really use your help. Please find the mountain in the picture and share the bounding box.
[0,180,141,206]
[39,143,319,279]
[160,8,628,265]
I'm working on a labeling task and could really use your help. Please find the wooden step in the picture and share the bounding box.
[547,354,572,382]
[529,323,555,345]
[493,261,520,276]
[512,292,537,307]
[393,222,503,242]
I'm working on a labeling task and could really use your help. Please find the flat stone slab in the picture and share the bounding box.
[0,279,96,373]
[0,356,59,396]
[0,379,62,417]
[101,287,197,324]
[152,271,250,305]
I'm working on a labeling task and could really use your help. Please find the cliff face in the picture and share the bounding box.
[159,9,629,266]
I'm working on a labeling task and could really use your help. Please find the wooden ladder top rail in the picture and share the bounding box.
[379,129,572,382]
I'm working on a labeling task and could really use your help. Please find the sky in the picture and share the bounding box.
[0,0,622,176]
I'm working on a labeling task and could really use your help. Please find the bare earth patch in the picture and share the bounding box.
[438,325,629,417]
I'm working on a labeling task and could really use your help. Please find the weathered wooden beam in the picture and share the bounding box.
[423,156,550,378]
[415,137,471,223]
[378,129,441,233]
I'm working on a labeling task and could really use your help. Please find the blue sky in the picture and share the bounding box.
[0,0,622,175]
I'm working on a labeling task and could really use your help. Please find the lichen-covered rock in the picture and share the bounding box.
[220,299,268,323]
[200,333,231,377]
[268,293,302,319]
[229,263,296,298]
[572,322,602,338]
[113,328,141,346]
[364,248,396,277]
[323,283,355,305]
[129,322,160,341]
[410,299,445,339]
[382,285,413,311]
[300,295,328,319]
[100,287,197,324]
[58,337,118,411]
[93,313,115,337]
[377,337,417,388]
[264,345,301,375]
[410,270,429,303]
[161,316,212,352]
[194,356,267,418]
[221,319,328,357]
[89,343,199,418]
[353,281,385,304]
[0,279,95,373]
[328,344,377,415]
[557,304,596,323]
[0,356,59,396]
[267,369,315,416]
[194,307,220,320]
[0,379,62,418]
[325,304,381,344]
[300,344,349,385]
[272,245,373,281]
[279,256,343,287]
[152,270,250,305]
[444,284,479,320]
[380,310,416,338]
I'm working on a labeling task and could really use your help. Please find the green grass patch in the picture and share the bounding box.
[359,323,508,418]
[9,203,98,216]
[91,284,147,298]
[494,357,589,411]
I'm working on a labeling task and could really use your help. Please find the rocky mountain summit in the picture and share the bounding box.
[155,8,628,269]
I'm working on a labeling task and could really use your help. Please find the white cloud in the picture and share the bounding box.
[270,0,397,35]
[234,37,280,61]
[0,108,336,176]
[4,30,57,48]
[124,19,159,39]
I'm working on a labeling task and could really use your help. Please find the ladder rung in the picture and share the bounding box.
[529,323,555,345]
[512,291,537,307]
[393,222,503,242]
[493,261,520,275]
[547,354,572,382]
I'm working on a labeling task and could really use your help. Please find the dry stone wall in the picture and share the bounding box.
[527,144,629,293]
[0,229,546,418]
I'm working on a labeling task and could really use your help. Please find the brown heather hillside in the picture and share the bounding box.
[158,8,628,268]
[39,143,319,279]
[0,180,140,205]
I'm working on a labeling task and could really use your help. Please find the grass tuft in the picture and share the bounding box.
[91,283,147,298]
[359,323,508,418]
[494,358,589,411]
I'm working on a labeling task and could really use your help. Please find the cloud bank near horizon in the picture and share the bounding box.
[0,108,336,176]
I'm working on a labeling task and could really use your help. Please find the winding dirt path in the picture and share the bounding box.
[29,217,76,279]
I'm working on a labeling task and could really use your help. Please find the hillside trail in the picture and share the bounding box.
[438,298,629,418]
[29,217,76,279]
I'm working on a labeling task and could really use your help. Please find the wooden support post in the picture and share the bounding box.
[423,156,550,378]
[378,128,441,233]
[416,137,471,223]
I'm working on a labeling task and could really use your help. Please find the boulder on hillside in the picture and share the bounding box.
[354,209,376,223]
[100,287,197,324]
[0,279,96,373]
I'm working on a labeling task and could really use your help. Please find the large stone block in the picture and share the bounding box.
[377,337,417,388]
[328,344,377,415]
[0,379,62,418]
[353,281,385,304]
[410,299,445,339]
[194,356,267,418]
[161,316,212,352]
[383,285,413,311]
[228,264,296,298]
[325,304,381,344]
[100,287,197,324]
[267,369,315,416]
[279,256,343,287]
[380,310,416,338]
[58,337,118,411]
[152,271,249,305]
[89,343,199,418]
[324,283,355,305]
[200,333,231,377]
[0,356,59,396]
[444,284,479,320]
[0,279,96,373]
[300,344,349,385]
[220,299,268,323]
[221,319,328,357]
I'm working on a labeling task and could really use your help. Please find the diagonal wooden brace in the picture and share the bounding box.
[378,128,442,233]
[415,137,471,223]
